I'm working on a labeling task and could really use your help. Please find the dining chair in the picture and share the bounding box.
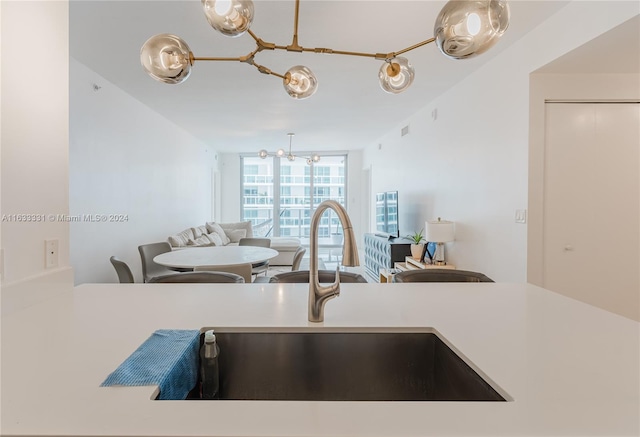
[269,270,368,284]
[238,237,271,278]
[290,246,306,271]
[148,271,245,283]
[109,256,134,283]
[391,269,494,283]
[138,242,177,283]
[194,264,252,284]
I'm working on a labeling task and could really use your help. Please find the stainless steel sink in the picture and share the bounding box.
[183,328,506,402]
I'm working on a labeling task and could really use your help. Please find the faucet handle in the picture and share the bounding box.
[333,266,341,296]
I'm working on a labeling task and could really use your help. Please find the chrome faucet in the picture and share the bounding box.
[308,200,359,322]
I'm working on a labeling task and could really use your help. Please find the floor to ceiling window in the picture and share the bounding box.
[241,154,347,238]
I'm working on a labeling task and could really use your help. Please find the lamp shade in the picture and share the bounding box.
[425,218,455,243]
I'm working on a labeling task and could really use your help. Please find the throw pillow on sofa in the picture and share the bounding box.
[218,221,254,239]
[168,228,195,247]
[187,235,212,246]
[191,225,208,238]
[205,222,231,245]
[225,229,247,243]
[205,232,224,246]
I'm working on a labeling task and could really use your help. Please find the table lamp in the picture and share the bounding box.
[425,217,455,265]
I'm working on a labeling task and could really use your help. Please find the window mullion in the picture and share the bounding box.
[273,159,281,237]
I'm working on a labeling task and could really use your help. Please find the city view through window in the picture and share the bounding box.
[241,155,347,240]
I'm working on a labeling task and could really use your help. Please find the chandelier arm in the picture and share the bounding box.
[192,56,247,62]
[300,47,384,59]
[247,30,277,52]
[192,36,436,65]
[289,0,302,51]
[269,42,386,59]
[393,37,436,57]
[252,62,287,79]
[247,29,260,43]
[270,41,435,60]
[294,0,300,39]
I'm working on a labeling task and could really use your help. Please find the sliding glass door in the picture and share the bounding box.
[241,157,275,237]
[241,154,347,238]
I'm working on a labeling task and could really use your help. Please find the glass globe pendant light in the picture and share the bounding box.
[202,0,255,37]
[141,0,510,98]
[434,0,510,60]
[378,57,415,94]
[283,65,318,99]
[257,133,320,165]
[140,34,193,84]
[305,153,320,165]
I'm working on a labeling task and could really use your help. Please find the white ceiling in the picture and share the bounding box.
[70,1,570,153]
[535,14,640,75]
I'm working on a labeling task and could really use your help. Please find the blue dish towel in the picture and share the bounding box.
[101,329,200,400]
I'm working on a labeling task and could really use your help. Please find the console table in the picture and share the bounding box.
[379,257,457,283]
[395,256,456,272]
[364,233,412,282]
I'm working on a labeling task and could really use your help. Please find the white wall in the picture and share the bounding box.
[362,1,639,282]
[1,1,73,314]
[219,154,241,223]
[219,151,364,245]
[70,60,218,284]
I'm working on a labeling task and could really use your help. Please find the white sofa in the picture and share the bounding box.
[167,221,301,266]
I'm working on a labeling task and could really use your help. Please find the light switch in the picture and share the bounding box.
[515,209,527,224]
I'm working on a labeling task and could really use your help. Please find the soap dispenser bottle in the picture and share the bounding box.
[200,329,220,399]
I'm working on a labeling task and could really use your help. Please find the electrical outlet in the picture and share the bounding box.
[45,239,59,269]
[515,209,527,224]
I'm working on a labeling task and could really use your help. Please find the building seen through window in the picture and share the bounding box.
[241,155,347,238]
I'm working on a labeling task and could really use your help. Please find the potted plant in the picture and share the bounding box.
[406,229,425,261]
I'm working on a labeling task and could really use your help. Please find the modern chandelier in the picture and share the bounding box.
[141,0,510,99]
[258,133,320,165]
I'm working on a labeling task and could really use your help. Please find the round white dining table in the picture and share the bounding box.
[153,246,279,269]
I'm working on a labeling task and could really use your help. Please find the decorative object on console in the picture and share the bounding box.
[406,229,425,261]
[140,0,510,99]
[258,133,319,165]
[425,218,455,265]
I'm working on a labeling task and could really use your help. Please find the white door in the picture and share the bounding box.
[543,102,639,320]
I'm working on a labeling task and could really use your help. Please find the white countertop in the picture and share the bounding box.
[1,282,638,436]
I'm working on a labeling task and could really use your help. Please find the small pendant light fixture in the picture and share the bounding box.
[258,133,320,165]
